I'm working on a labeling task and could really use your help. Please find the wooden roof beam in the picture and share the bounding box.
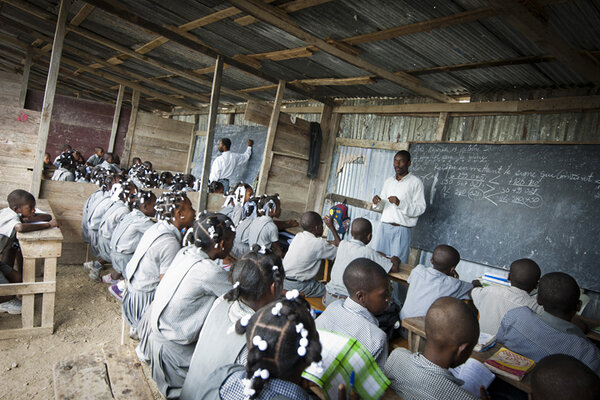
[234,0,333,26]
[228,0,455,102]
[81,0,330,104]
[485,0,600,85]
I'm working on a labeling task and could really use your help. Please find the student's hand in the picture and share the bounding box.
[248,139,254,147]
[388,196,400,206]
[479,386,491,400]
[372,195,381,205]
[49,219,59,228]
[389,256,401,265]
[287,219,299,227]
[472,279,483,288]
[323,216,334,227]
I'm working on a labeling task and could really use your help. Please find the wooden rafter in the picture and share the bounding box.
[228,0,455,103]
[485,0,600,85]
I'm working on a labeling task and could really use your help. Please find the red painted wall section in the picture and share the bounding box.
[25,90,131,162]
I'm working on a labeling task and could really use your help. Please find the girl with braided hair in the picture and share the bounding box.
[81,168,110,245]
[83,172,120,280]
[195,296,323,399]
[122,191,195,333]
[247,194,284,257]
[106,190,157,298]
[51,150,77,181]
[97,181,137,283]
[141,212,236,399]
[180,245,285,400]
[230,195,261,258]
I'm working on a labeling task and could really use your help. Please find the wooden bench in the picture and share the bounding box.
[53,343,153,400]
[0,199,62,339]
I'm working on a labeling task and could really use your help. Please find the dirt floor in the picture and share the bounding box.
[0,264,162,400]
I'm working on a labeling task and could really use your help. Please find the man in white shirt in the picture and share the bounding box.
[471,258,543,335]
[372,150,426,265]
[209,138,253,193]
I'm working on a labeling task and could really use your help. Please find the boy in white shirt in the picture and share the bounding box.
[324,218,399,306]
[471,258,543,335]
[282,211,340,297]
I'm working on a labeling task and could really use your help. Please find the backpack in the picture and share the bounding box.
[328,202,351,235]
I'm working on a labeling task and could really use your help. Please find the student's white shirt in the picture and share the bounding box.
[373,173,426,227]
[472,285,543,335]
[209,147,251,182]
[326,239,393,297]
[99,161,121,173]
[87,154,103,166]
[282,231,337,281]
[400,264,473,320]
[51,168,75,182]
[0,207,20,253]
[110,209,155,253]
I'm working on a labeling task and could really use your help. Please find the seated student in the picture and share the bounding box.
[159,171,174,190]
[42,152,56,180]
[81,168,111,245]
[122,191,195,332]
[530,354,600,400]
[384,297,482,400]
[230,197,259,258]
[324,218,400,306]
[53,144,72,167]
[86,146,104,167]
[96,182,136,284]
[179,246,284,400]
[107,190,156,297]
[83,174,121,281]
[0,190,57,314]
[52,150,76,181]
[221,183,253,226]
[497,272,600,373]
[73,150,85,166]
[130,157,142,168]
[282,211,340,298]
[143,160,153,171]
[400,244,473,320]
[145,213,236,399]
[316,258,390,368]
[99,152,121,173]
[74,165,90,182]
[194,297,323,400]
[209,180,225,194]
[471,258,543,335]
[247,194,283,256]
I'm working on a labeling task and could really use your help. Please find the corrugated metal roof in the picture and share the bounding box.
[0,0,598,111]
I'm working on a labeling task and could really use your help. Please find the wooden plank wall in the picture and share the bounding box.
[0,105,40,208]
[127,112,195,172]
[0,71,22,107]
[38,180,222,265]
[244,100,315,220]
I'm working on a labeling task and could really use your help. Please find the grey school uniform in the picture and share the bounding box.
[81,190,107,244]
[99,160,121,173]
[316,298,388,369]
[247,215,278,249]
[122,221,183,328]
[86,153,103,166]
[96,201,130,262]
[51,168,74,181]
[0,207,20,255]
[147,247,231,399]
[110,209,155,277]
[86,195,115,257]
[180,296,252,400]
[230,217,253,258]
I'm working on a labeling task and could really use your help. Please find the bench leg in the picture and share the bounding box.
[21,258,36,328]
[41,257,56,330]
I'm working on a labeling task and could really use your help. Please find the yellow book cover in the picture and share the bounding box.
[483,347,535,381]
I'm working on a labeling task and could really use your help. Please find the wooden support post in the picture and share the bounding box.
[41,257,57,329]
[198,56,224,211]
[257,80,285,195]
[185,114,199,173]
[108,84,125,153]
[120,90,140,169]
[434,112,450,141]
[18,49,33,108]
[30,0,70,197]
[306,103,339,212]
[21,258,36,329]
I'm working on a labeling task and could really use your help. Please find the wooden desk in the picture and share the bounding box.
[401,316,532,393]
[0,199,62,339]
[389,263,414,285]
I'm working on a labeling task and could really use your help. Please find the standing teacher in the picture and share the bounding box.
[372,150,426,267]
[209,138,254,193]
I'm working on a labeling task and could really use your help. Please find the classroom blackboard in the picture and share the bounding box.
[409,143,600,291]
[191,125,267,186]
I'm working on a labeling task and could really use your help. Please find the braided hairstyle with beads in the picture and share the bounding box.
[154,190,188,222]
[99,171,117,193]
[256,194,280,216]
[132,189,156,214]
[183,212,235,251]
[225,245,284,307]
[235,297,322,399]
[55,150,77,172]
